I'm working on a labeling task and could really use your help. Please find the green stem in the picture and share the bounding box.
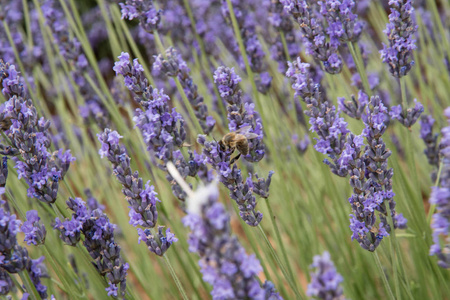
[384,201,401,300]
[163,255,189,300]
[427,159,444,225]
[265,199,301,295]
[257,225,303,299]
[279,31,292,62]
[374,252,396,300]
[19,270,41,300]
[40,245,83,299]
[347,41,371,96]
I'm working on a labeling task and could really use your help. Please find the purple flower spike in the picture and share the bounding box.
[98,129,159,229]
[380,0,418,77]
[153,47,216,134]
[21,210,46,246]
[338,90,369,120]
[307,251,346,300]
[0,201,49,298]
[120,0,161,34]
[429,107,450,268]
[54,197,129,296]
[419,115,440,169]
[320,0,365,44]
[0,62,75,204]
[281,1,343,74]
[183,183,282,299]
[114,53,213,201]
[389,100,424,128]
[286,57,349,177]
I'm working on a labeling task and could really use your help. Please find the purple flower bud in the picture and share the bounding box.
[21,210,46,246]
[389,100,424,128]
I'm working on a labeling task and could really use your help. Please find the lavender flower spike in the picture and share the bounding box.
[114,53,213,201]
[0,61,76,204]
[97,129,159,229]
[153,47,216,134]
[54,197,129,297]
[281,1,343,74]
[419,114,440,168]
[285,57,349,177]
[120,0,161,34]
[319,0,365,46]
[389,99,424,128]
[429,107,450,268]
[0,201,49,298]
[307,251,346,300]
[183,182,282,299]
[98,128,177,256]
[21,210,46,246]
[380,0,418,78]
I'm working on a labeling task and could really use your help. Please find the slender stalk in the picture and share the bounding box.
[427,159,444,224]
[399,78,419,190]
[374,252,396,300]
[18,270,41,300]
[257,224,303,299]
[40,245,83,299]
[265,199,301,294]
[347,42,371,96]
[163,255,189,300]
[384,201,401,300]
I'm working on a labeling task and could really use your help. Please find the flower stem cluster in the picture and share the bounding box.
[113,53,213,202]
[153,47,216,134]
[429,107,450,268]
[380,0,418,78]
[286,57,407,250]
[0,61,76,204]
[183,183,282,300]
[53,197,129,297]
[281,0,343,74]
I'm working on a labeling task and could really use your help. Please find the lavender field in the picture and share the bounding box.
[0,0,449,299]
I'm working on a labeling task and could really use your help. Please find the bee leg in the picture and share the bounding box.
[230,153,241,164]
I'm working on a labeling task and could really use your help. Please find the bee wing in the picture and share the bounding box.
[244,133,259,140]
[235,125,252,134]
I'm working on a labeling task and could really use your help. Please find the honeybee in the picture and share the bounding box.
[219,126,259,164]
